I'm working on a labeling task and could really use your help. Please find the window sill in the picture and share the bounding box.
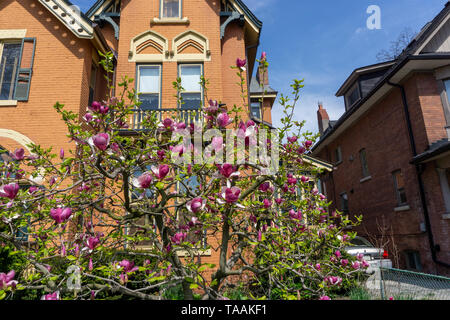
[360,175,372,183]
[151,17,190,25]
[334,160,343,166]
[0,100,17,107]
[442,213,450,220]
[394,205,410,212]
[176,249,211,257]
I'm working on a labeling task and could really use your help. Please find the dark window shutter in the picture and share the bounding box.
[14,37,36,101]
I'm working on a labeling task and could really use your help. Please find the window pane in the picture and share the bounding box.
[0,43,21,100]
[251,102,261,119]
[445,80,450,105]
[139,93,159,110]
[181,92,201,109]
[180,65,201,92]
[163,0,180,18]
[360,149,369,177]
[139,66,160,93]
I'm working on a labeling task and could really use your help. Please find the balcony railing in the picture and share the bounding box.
[123,108,202,130]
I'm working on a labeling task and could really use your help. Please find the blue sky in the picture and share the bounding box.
[74,0,447,133]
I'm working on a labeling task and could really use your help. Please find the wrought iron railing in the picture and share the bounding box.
[125,108,201,130]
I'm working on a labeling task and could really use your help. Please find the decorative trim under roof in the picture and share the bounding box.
[38,0,94,39]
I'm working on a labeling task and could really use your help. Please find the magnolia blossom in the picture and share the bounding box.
[341,259,349,267]
[263,198,272,208]
[0,183,19,200]
[211,136,224,152]
[205,100,219,114]
[186,197,205,214]
[152,164,170,180]
[41,291,60,300]
[287,136,298,143]
[217,112,231,128]
[218,164,239,179]
[319,296,331,300]
[89,101,102,112]
[87,236,100,251]
[135,172,153,189]
[118,260,139,273]
[92,133,110,151]
[11,148,25,161]
[324,276,342,286]
[222,186,241,204]
[59,148,64,160]
[352,261,361,270]
[0,270,17,290]
[171,232,187,245]
[289,209,302,221]
[236,58,246,71]
[50,207,72,224]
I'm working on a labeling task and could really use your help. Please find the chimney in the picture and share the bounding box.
[317,102,330,135]
[256,62,269,87]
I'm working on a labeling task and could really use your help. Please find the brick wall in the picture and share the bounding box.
[316,73,450,275]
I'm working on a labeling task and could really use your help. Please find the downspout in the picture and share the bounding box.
[387,80,450,269]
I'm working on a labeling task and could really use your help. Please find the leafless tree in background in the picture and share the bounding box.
[376,27,417,62]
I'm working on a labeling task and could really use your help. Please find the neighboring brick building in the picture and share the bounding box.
[312,2,450,275]
[0,0,282,278]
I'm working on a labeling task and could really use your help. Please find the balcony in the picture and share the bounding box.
[118,107,201,132]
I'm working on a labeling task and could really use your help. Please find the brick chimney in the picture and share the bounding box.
[317,102,330,135]
[256,62,269,86]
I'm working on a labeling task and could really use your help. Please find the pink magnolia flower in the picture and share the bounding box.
[219,164,239,179]
[260,51,267,61]
[205,100,219,114]
[319,296,331,300]
[28,186,38,194]
[257,230,262,242]
[152,164,170,180]
[211,136,224,151]
[0,270,17,290]
[136,173,153,188]
[0,183,19,200]
[162,118,174,130]
[275,198,284,205]
[11,148,25,161]
[50,207,72,224]
[222,186,241,204]
[83,113,93,122]
[59,148,64,160]
[187,198,205,214]
[110,142,120,153]
[315,263,321,271]
[287,177,297,185]
[87,236,100,251]
[217,112,231,128]
[258,182,271,192]
[356,253,364,261]
[352,261,361,270]
[89,101,102,112]
[41,291,60,300]
[335,250,341,258]
[341,259,349,267]
[88,258,93,271]
[300,176,309,183]
[304,140,313,149]
[324,276,342,286]
[99,105,109,114]
[263,198,272,208]
[92,133,110,151]
[287,136,298,143]
[119,260,138,273]
[236,58,246,70]
[362,260,370,268]
[171,232,187,245]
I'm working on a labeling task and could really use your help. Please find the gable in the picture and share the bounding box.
[422,17,450,53]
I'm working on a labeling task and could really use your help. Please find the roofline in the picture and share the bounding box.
[312,54,450,154]
[303,155,333,172]
[86,0,107,18]
[335,60,396,97]
[411,141,450,164]
[233,0,263,30]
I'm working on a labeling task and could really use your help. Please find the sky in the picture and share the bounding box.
[73,0,448,133]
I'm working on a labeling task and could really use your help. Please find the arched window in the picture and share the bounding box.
[128,30,169,62]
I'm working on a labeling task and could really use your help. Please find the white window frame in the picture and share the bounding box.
[178,63,203,109]
[0,40,21,101]
[136,64,162,109]
[160,0,182,19]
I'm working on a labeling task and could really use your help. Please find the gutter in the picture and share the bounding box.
[387,80,450,270]
[312,54,450,154]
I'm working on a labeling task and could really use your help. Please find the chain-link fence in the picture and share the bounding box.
[364,268,450,300]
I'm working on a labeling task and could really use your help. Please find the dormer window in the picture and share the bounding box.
[161,0,181,19]
[345,82,361,110]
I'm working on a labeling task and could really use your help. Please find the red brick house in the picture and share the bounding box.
[312,2,450,275]
[0,0,284,277]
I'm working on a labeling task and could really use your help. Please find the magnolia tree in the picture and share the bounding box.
[0,52,364,301]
